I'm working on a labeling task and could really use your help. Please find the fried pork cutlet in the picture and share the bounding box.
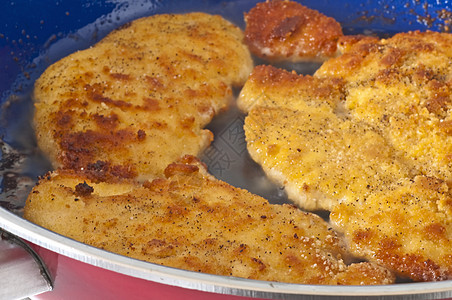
[244,0,383,63]
[330,176,452,281]
[244,0,343,62]
[24,156,395,285]
[239,31,452,281]
[33,13,253,181]
[239,65,415,211]
[239,31,452,207]
[322,30,452,282]
[316,31,452,181]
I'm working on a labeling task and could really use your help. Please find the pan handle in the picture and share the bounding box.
[0,229,53,300]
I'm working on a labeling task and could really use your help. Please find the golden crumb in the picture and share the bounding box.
[238,30,452,281]
[24,156,394,285]
[244,0,343,62]
[33,13,253,181]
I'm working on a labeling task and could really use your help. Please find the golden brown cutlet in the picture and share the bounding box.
[321,30,452,282]
[330,176,452,281]
[24,156,395,285]
[238,30,452,281]
[33,12,253,181]
[243,0,387,63]
[238,65,415,211]
[244,0,343,62]
[316,30,452,181]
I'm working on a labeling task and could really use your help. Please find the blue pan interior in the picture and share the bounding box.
[1,0,451,99]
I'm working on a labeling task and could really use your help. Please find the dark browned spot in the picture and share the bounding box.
[251,257,267,271]
[379,238,401,250]
[381,48,404,67]
[376,250,446,281]
[74,181,94,197]
[110,73,130,81]
[55,111,74,128]
[425,95,450,115]
[376,68,402,84]
[61,98,89,110]
[84,84,132,108]
[424,223,446,240]
[87,160,109,174]
[236,243,248,254]
[271,15,304,39]
[145,76,164,90]
[412,42,434,52]
[58,129,136,170]
[138,98,161,111]
[438,120,452,135]
[202,238,217,246]
[414,65,435,81]
[93,113,119,130]
[353,229,374,244]
[110,164,137,179]
[180,116,195,129]
[166,204,187,217]
[179,155,203,166]
[137,129,146,141]
[86,160,137,181]
[142,239,176,258]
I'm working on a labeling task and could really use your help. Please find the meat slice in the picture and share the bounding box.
[330,176,452,281]
[24,156,395,285]
[244,0,381,62]
[239,65,415,211]
[316,31,452,181]
[238,30,452,281]
[33,13,253,181]
[244,0,343,62]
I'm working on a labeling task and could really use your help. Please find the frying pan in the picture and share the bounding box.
[1,1,452,299]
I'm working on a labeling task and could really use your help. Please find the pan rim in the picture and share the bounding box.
[2,208,452,299]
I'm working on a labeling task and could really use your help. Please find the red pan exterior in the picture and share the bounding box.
[29,243,256,300]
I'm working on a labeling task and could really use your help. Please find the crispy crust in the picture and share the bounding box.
[24,156,394,285]
[330,176,452,281]
[244,0,343,62]
[239,30,452,281]
[33,13,253,181]
[239,65,415,211]
[316,31,452,181]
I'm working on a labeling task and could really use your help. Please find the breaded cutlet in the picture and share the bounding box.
[239,65,416,211]
[315,31,452,181]
[24,156,395,285]
[238,30,452,281]
[239,31,452,210]
[330,175,452,281]
[244,0,387,63]
[33,13,253,181]
[244,0,343,62]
